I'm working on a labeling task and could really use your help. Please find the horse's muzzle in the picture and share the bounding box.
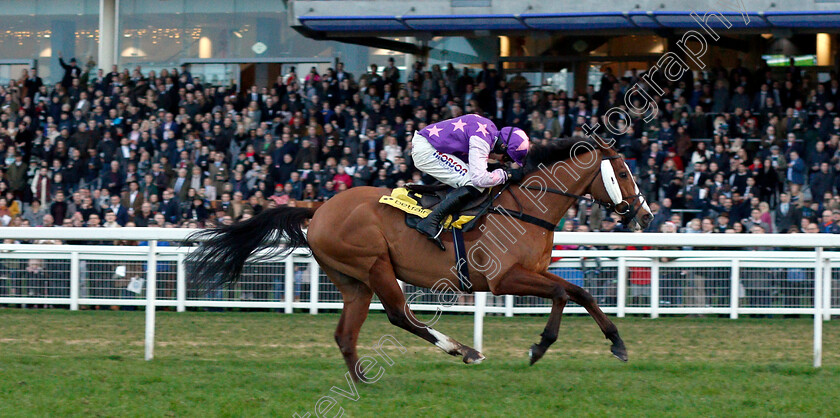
[638,213,653,229]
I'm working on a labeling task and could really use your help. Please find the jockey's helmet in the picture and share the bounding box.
[495,127,531,166]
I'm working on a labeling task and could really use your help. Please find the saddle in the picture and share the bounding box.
[378,183,494,232]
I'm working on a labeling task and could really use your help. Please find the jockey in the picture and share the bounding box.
[410,114,531,250]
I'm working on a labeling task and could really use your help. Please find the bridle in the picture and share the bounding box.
[488,153,648,231]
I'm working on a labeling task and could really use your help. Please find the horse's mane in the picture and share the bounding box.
[523,137,602,174]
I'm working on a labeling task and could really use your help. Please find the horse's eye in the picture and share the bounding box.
[619,172,629,179]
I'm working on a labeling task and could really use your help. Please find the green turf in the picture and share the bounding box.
[1,309,838,417]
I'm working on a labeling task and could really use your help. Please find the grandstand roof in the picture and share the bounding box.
[296,10,840,34]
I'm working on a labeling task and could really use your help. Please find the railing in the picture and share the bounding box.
[0,228,837,366]
[3,245,836,316]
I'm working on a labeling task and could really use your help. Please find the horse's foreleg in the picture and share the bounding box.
[490,266,569,365]
[369,255,484,364]
[542,271,627,362]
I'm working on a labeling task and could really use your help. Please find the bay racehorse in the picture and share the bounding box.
[187,137,652,381]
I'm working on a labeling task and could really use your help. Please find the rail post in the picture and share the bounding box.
[309,259,319,315]
[145,240,157,361]
[69,252,80,311]
[814,247,823,368]
[730,259,740,319]
[474,291,487,352]
[617,257,627,318]
[505,294,514,317]
[651,258,660,318]
[176,252,186,313]
[284,258,294,313]
[823,258,831,321]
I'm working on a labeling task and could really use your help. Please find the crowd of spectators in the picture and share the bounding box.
[3,52,840,310]
[0,53,839,238]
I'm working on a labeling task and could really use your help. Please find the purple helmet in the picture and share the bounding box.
[497,127,531,166]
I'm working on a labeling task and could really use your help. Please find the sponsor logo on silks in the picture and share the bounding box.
[433,151,468,176]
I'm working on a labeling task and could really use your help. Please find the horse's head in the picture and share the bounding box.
[519,137,652,230]
[589,145,653,230]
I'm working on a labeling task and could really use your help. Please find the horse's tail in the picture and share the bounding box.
[185,206,314,291]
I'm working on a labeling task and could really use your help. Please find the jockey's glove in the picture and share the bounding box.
[506,168,525,183]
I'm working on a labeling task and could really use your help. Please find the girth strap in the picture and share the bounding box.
[451,228,472,293]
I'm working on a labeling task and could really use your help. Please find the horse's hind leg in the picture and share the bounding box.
[323,266,374,382]
[369,255,484,364]
[543,270,628,362]
[491,266,569,365]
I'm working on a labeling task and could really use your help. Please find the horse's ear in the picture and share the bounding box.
[600,160,623,205]
[600,142,618,156]
[588,134,617,155]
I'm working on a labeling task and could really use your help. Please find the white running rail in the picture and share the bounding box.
[0,227,837,367]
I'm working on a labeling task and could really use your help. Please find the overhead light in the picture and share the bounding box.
[124,33,131,38]
[761,33,773,39]
[817,33,831,66]
[233,31,243,38]
[121,47,146,57]
[199,37,212,59]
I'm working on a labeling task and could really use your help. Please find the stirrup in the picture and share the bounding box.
[417,217,446,251]
[425,225,445,251]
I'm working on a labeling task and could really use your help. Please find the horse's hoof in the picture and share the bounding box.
[528,343,547,366]
[350,371,367,382]
[611,344,628,362]
[462,348,485,364]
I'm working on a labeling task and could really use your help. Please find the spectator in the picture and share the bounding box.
[57,52,82,89]
[0,198,13,226]
[810,162,834,204]
[102,210,121,228]
[49,191,69,223]
[159,189,180,224]
[21,200,47,226]
[108,195,129,226]
[819,210,840,233]
[0,56,834,239]
[786,151,806,185]
[6,154,28,198]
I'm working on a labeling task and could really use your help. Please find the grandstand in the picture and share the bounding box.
[0,1,837,234]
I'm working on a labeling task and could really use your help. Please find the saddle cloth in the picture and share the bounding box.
[378,184,493,232]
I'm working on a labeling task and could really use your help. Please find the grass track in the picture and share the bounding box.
[1,309,839,416]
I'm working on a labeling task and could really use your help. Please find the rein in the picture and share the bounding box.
[486,154,642,231]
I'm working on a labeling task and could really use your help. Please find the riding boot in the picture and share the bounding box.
[416,186,481,251]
